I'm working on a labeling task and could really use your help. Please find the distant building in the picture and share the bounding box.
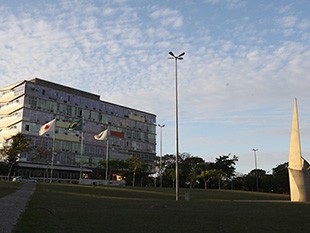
[0,78,156,181]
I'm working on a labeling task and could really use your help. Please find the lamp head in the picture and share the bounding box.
[169,51,175,57]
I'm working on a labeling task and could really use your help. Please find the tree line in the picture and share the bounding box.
[93,152,289,194]
[148,152,289,194]
[0,134,289,193]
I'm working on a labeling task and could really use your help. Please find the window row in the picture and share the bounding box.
[24,96,156,134]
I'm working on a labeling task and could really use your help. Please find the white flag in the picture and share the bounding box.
[39,119,56,136]
[94,129,109,140]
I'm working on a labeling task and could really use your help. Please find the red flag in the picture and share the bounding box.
[110,130,124,138]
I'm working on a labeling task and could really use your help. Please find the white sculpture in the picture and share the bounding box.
[288,98,310,202]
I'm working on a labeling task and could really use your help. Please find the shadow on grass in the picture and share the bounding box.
[14,183,310,233]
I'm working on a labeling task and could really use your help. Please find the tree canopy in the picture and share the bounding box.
[212,153,238,179]
[127,156,148,186]
[0,133,31,179]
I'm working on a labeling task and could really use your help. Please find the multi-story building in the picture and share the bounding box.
[0,78,156,181]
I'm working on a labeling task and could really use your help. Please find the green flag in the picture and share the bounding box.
[68,120,83,131]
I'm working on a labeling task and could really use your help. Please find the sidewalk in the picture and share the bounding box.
[0,183,36,233]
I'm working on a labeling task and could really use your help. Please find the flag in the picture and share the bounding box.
[68,120,83,131]
[39,119,56,136]
[94,129,109,140]
[110,130,124,138]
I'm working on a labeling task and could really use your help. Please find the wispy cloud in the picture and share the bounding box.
[150,7,183,28]
[204,0,247,9]
[0,0,309,173]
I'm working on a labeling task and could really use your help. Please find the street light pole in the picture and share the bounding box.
[158,124,165,188]
[169,51,185,201]
[252,148,259,192]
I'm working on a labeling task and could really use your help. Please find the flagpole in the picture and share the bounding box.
[39,119,56,183]
[79,117,84,181]
[105,139,109,185]
[94,128,109,184]
[50,133,55,183]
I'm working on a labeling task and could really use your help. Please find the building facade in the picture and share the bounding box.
[0,78,156,181]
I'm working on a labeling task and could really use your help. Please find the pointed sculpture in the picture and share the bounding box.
[288,98,310,202]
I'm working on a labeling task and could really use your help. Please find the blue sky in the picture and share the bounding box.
[0,0,309,174]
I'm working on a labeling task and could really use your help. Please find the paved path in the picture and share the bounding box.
[0,183,36,233]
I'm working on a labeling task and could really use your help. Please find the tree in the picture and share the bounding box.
[231,163,290,194]
[198,169,223,189]
[182,156,206,188]
[213,153,238,180]
[272,162,289,193]
[161,154,177,167]
[0,133,31,179]
[109,159,127,171]
[127,156,147,187]
[0,162,10,177]
[161,154,177,187]
[95,159,128,180]
[164,168,176,187]
[108,159,128,179]
[243,169,267,192]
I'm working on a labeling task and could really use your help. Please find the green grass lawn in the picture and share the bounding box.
[13,183,310,233]
[0,180,22,197]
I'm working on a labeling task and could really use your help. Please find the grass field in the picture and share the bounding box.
[10,183,310,233]
[0,180,22,197]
